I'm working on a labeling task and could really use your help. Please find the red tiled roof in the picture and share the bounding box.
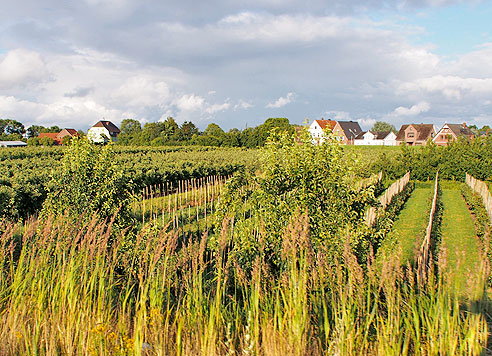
[314,119,337,130]
[38,132,62,144]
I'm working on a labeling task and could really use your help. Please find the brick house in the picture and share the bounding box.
[395,124,436,146]
[433,123,475,146]
[38,128,79,145]
[332,121,363,145]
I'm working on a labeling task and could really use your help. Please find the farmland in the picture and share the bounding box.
[1,133,492,355]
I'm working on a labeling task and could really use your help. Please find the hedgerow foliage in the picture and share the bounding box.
[371,136,492,181]
[215,128,377,270]
[41,138,134,229]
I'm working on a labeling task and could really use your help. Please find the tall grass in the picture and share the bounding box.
[0,211,488,355]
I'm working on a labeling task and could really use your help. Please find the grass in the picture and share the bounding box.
[386,182,433,264]
[439,187,482,294]
[0,211,488,355]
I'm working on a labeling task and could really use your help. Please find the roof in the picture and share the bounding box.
[92,120,120,133]
[38,133,60,139]
[374,131,392,140]
[0,140,27,147]
[64,128,78,136]
[38,132,62,144]
[355,131,366,139]
[445,124,475,138]
[337,121,362,140]
[314,119,337,131]
[355,130,393,140]
[396,124,435,141]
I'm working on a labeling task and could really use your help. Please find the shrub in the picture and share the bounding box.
[41,138,135,231]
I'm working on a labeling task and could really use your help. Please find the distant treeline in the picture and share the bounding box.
[116,117,294,148]
[1,117,295,148]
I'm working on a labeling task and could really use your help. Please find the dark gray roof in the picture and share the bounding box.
[337,121,362,139]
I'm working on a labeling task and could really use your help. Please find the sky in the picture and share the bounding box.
[1,0,492,131]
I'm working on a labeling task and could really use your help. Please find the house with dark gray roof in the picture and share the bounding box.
[332,121,363,145]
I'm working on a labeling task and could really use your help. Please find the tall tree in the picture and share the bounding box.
[371,121,397,133]
[120,119,142,135]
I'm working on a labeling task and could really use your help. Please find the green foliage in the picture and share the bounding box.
[460,184,490,239]
[371,121,397,134]
[0,119,25,136]
[0,145,258,221]
[370,136,492,181]
[215,128,376,270]
[0,184,16,219]
[41,138,134,229]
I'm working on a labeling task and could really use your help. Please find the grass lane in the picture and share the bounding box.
[439,188,481,293]
[386,182,433,264]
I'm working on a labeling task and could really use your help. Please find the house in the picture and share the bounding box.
[87,120,120,143]
[354,131,397,146]
[396,124,436,146]
[332,121,363,145]
[308,119,337,144]
[58,128,79,141]
[433,123,475,146]
[38,128,79,145]
[0,140,27,147]
[38,132,62,145]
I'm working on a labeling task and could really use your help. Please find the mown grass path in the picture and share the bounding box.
[390,182,433,263]
[440,188,481,292]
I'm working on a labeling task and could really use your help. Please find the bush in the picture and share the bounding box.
[41,138,135,230]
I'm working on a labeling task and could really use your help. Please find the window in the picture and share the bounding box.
[407,133,415,138]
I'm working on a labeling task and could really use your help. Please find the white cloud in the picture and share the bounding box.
[112,75,171,107]
[267,92,295,108]
[235,100,253,110]
[175,94,205,111]
[358,118,377,128]
[393,101,431,116]
[398,76,492,100]
[325,111,352,120]
[205,102,231,114]
[0,49,51,89]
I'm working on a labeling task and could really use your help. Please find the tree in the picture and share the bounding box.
[256,118,294,146]
[0,119,25,135]
[215,128,376,270]
[160,117,179,142]
[371,121,397,134]
[39,136,55,146]
[41,138,134,230]
[141,122,165,143]
[179,121,199,141]
[120,119,142,135]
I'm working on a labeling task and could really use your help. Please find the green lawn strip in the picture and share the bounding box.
[387,182,433,264]
[440,188,481,294]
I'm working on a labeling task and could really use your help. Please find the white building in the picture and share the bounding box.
[308,119,336,144]
[87,120,120,143]
[354,131,397,146]
[0,141,27,147]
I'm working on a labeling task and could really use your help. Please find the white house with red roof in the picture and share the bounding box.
[308,119,337,144]
[87,120,120,143]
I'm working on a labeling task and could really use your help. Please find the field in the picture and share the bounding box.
[1,136,492,355]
